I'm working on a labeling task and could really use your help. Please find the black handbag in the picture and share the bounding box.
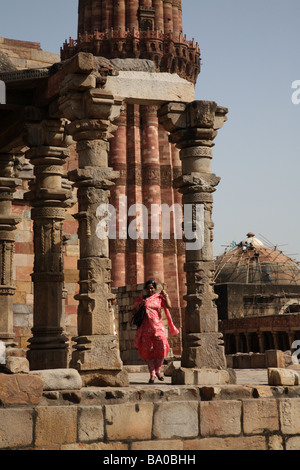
[131,296,146,328]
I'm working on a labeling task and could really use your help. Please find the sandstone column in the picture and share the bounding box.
[59,57,128,386]
[159,101,234,384]
[141,105,164,283]
[24,118,72,370]
[0,155,21,351]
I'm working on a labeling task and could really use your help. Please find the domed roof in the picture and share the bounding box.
[214,233,300,285]
[0,51,17,72]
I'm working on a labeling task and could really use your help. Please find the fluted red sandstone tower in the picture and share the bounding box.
[62,0,201,354]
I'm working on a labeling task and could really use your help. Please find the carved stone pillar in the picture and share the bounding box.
[0,155,21,350]
[24,118,72,370]
[59,73,128,386]
[159,101,234,385]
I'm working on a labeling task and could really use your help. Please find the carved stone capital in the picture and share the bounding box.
[24,119,72,149]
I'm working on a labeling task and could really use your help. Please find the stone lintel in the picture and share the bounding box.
[104,71,195,105]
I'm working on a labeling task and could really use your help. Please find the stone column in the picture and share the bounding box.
[159,101,234,385]
[59,68,128,386]
[0,155,21,351]
[24,118,73,370]
[141,105,164,283]
[127,0,140,29]
[114,0,126,30]
[153,0,164,31]
[109,108,127,287]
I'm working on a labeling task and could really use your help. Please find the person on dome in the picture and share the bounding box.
[131,280,179,384]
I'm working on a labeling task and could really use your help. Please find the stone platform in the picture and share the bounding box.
[3,367,300,450]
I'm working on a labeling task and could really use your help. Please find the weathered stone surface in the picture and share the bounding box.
[105,403,154,441]
[172,367,235,385]
[0,409,33,449]
[200,400,242,437]
[183,436,267,451]
[79,369,129,387]
[279,399,300,435]
[0,373,43,405]
[35,406,78,447]
[153,402,199,440]
[29,368,82,391]
[1,356,30,374]
[78,406,104,442]
[268,367,299,386]
[199,384,253,401]
[132,440,184,451]
[164,360,181,376]
[243,399,279,434]
[265,350,285,368]
[286,436,300,451]
[104,71,195,105]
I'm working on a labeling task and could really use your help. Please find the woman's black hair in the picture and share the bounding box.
[144,280,157,289]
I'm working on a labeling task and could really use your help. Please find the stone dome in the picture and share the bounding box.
[0,51,16,72]
[214,233,300,285]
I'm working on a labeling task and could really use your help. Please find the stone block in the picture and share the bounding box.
[237,353,251,369]
[153,402,199,440]
[250,353,266,369]
[243,399,279,434]
[200,400,242,437]
[164,360,181,376]
[279,399,300,435]
[105,71,195,106]
[78,406,104,442]
[0,409,33,449]
[172,367,235,385]
[0,373,43,405]
[132,440,184,450]
[183,436,267,451]
[35,406,77,447]
[268,368,299,386]
[286,436,300,451]
[105,403,154,441]
[29,368,82,390]
[265,350,285,368]
[1,356,30,374]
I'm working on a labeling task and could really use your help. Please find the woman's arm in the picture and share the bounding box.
[132,296,145,316]
[161,289,171,309]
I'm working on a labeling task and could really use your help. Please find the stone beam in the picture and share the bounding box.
[103,71,195,105]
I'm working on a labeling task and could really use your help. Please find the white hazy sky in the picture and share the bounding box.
[0,0,299,260]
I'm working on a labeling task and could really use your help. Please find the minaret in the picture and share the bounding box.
[61,0,201,355]
[62,0,200,84]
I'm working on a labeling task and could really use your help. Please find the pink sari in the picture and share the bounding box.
[133,292,179,360]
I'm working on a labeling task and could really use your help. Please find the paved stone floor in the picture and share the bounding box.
[128,369,269,387]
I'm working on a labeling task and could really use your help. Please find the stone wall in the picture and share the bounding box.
[2,381,300,450]
[0,37,59,69]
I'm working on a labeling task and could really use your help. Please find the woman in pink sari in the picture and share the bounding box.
[132,280,179,383]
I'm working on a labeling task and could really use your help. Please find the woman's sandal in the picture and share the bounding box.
[148,377,155,384]
[157,375,164,382]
